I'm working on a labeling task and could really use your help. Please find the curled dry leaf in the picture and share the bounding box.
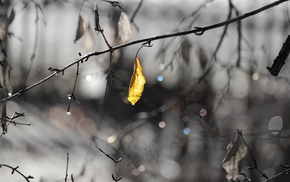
[94,2,101,31]
[181,38,192,65]
[127,57,146,105]
[117,12,132,44]
[82,25,95,52]
[74,15,86,43]
[0,59,13,96]
[1,104,7,134]
[198,46,208,69]
[222,133,248,181]
[7,8,15,25]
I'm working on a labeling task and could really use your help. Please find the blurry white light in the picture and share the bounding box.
[268,116,283,135]
[230,77,249,99]
[252,72,259,81]
[159,63,165,70]
[86,74,93,82]
[107,134,117,143]
[138,165,146,172]
[159,159,180,179]
[159,121,166,128]
[66,111,71,115]
[132,169,140,176]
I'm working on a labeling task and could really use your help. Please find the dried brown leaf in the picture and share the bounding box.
[1,104,7,134]
[74,15,86,43]
[94,2,101,31]
[117,12,132,44]
[82,25,95,52]
[7,8,15,25]
[181,38,192,65]
[198,47,208,69]
[0,59,13,96]
[222,133,248,181]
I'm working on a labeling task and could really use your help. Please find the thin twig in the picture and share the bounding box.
[130,0,144,31]
[64,152,69,182]
[67,62,80,114]
[263,168,290,182]
[210,0,233,62]
[96,146,122,181]
[0,112,25,137]
[0,164,34,182]
[0,0,288,104]
[237,130,269,179]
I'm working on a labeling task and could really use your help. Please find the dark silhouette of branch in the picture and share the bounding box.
[0,112,25,137]
[101,0,123,9]
[0,164,34,182]
[64,152,69,182]
[267,35,290,76]
[96,146,122,181]
[0,0,288,104]
[67,62,80,115]
[194,0,289,35]
[210,0,233,62]
[130,0,144,31]
[237,130,269,180]
[262,164,290,182]
[21,1,46,88]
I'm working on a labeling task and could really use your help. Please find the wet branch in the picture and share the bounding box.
[0,0,288,104]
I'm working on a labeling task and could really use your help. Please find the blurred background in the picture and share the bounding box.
[1,0,290,181]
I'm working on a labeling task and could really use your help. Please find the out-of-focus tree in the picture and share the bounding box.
[0,0,290,182]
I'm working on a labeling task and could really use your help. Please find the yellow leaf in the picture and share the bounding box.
[128,57,146,105]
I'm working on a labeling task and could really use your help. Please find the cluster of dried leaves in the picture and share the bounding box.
[74,0,146,106]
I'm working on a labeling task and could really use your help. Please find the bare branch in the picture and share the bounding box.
[0,164,34,182]
[0,0,288,104]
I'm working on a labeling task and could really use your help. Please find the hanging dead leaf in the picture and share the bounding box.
[0,59,13,96]
[82,25,94,52]
[181,38,192,65]
[198,46,208,69]
[222,132,248,181]
[7,8,15,25]
[127,57,146,105]
[74,15,86,43]
[1,104,7,134]
[117,12,132,44]
[94,2,101,32]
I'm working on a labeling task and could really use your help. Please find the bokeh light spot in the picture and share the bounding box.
[252,72,259,81]
[132,169,140,176]
[157,75,164,82]
[159,159,181,179]
[159,63,165,70]
[107,134,117,143]
[138,165,146,172]
[268,116,283,135]
[183,128,190,135]
[159,121,166,128]
[85,74,93,82]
